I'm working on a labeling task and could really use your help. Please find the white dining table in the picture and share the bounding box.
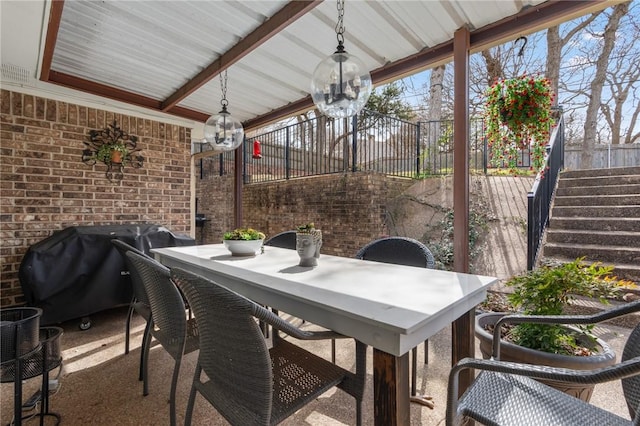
[152,244,498,425]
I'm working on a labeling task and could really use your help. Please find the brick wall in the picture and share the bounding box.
[0,89,192,307]
[195,169,413,258]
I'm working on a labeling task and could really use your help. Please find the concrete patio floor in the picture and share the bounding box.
[1,302,633,425]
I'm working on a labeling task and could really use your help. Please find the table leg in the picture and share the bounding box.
[452,309,475,397]
[373,348,410,426]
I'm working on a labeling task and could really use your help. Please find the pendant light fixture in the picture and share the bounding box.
[310,0,372,119]
[204,71,244,151]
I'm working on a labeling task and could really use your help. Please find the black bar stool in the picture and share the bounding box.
[1,307,63,426]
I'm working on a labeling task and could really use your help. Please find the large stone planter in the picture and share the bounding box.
[475,312,616,402]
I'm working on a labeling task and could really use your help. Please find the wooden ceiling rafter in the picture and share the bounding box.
[39,0,65,81]
[160,0,322,112]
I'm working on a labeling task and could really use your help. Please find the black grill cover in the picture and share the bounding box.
[19,224,195,325]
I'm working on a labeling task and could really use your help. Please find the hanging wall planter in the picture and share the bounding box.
[484,74,555,174]
[82,121,144,181]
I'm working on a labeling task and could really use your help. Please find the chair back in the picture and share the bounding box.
[111,239,150,305]
[264,230,296,249]
[171,267,273,424]
[622,320,640,423]
[126,251,187,360]
[356,236,435,269]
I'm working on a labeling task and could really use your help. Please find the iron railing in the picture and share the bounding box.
[197,110,543,183]
[527,114,565,270]
[241,110,496,183]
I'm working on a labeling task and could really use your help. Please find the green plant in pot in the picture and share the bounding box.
[222,227,266,256]
[223,228,266,241]
[484,74,555,174]
[475,258,625,401]
[95,141,129,165]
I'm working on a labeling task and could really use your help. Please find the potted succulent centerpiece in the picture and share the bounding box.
[476,258,626,401]
[484,74,555,174]
[222,227,266,257]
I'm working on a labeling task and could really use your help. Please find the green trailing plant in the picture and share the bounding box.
[484,74,555,174]
[428,205,490,270]
[223,227,266,241]
[95,141,129,164]
[504,258,624,355]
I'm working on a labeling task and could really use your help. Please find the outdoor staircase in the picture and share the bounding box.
[542,166,640,284]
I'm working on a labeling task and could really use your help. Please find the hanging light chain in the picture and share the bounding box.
[335,0,345,46]
[219,70,228,108]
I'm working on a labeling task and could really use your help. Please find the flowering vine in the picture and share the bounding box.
[484,74,555,173]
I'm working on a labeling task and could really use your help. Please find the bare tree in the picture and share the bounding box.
[600,4,639,145]
[581,2,629,167]
[427,65,445,121]
[545,13,602,106]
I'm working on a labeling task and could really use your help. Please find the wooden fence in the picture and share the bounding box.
[564,144,640,170]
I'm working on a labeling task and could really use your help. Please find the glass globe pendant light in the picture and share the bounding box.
[310,0,372,119]
[204,71,244,151]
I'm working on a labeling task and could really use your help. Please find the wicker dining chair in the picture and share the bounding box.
[110,239,152,369]
[354,236,436,403]
[263,230,298,332]
[447,299,640,426]
[264,230,297,249]
[170,267,366,426]
[125,251,200,426]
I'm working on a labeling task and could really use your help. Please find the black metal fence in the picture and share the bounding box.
[527,115,565,270]
[241,110,497,183]
[196,108,542,183]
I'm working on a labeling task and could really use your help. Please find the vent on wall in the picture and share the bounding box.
[1,64,32,83]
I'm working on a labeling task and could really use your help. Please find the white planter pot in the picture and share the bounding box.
[223,239,264,257]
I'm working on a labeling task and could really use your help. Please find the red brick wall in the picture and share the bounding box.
[195,170,413,258]
[0,89,192,307]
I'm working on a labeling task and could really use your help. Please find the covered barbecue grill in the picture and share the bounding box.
[19,224,195,327]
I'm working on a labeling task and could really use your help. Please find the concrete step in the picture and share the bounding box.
[549,217,640,232]
[545,229,640,247]
[556,184,640,197]
[558,174,640,188]
[551,205,640,218]
[543,242,640,265]
[561,166,640,179]
[542,257,640,285]
[553,194,640,206]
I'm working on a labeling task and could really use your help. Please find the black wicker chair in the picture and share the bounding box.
[171,267,366,426]
[110,239,152,370]
[264,230,297,249]
[355,236,436,405]
[125,251,200,426]
[263,230,297,331]
[447,300,640,426]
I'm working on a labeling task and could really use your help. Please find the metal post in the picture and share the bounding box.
[352,114,358,172]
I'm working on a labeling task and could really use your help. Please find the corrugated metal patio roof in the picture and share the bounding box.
[5,0,619,130]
